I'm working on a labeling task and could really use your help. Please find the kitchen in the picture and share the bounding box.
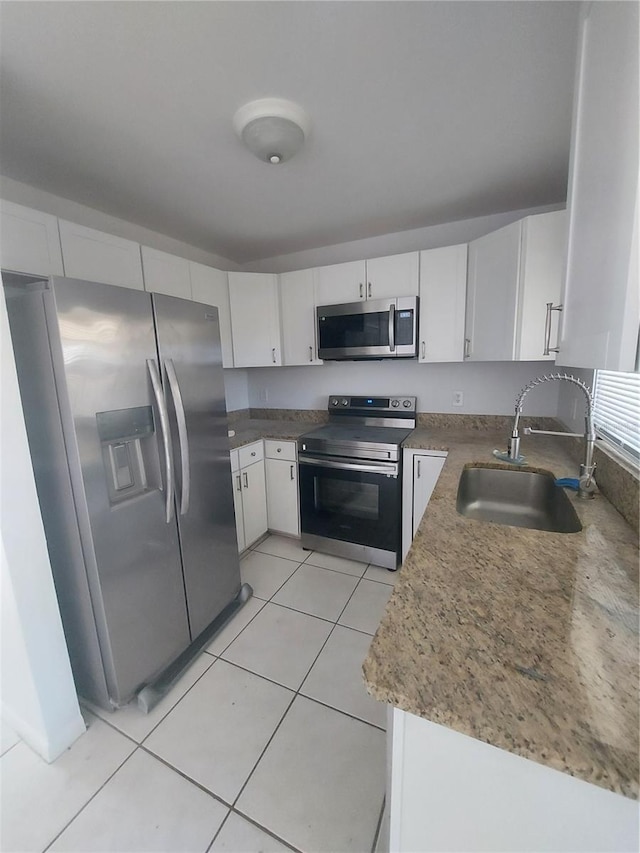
[1,2,638,852]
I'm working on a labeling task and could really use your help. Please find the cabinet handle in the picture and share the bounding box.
[243,472,248,489]
[290,464,295,481]
[309,345,313,362]
[277,447,282,453]
[272,347,276,363]
[421,341,426,360]
[236,474,242,492]
[417,459,421,479]
[464,338,471,359]
[368,282,372,298]
[251,451,256,457]
[543,302,563,355]
[359,283,364,299]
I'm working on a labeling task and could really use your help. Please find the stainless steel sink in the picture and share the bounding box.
[456,466,582,533]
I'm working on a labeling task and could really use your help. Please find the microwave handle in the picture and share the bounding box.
[388,303,396,352]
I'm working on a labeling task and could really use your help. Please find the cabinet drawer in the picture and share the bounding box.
[264,439,297,461]
[230,448,239,472]
[238,441,264,468]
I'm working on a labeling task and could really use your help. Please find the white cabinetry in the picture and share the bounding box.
[231,442,267,552]
[265,440,299,536]
[418,244,467,362]
[559,2,639,372]
[401,450,447,562]
[228,272,282,367]
[388,708,638,853]
[58,220,144,289]
[280,269,322,365]
[315,253,419,305]
[190,262,234,368]
[141,246,191,299]
[465,211,567,362]
[0,201,64,277]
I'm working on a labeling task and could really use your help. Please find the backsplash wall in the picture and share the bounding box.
[244,361,562,416]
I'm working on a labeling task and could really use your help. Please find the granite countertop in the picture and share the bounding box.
[363,427,639,799]
[228,417,320,449]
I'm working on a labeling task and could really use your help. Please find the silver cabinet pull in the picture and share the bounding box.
[309,345,313,362]
[236,474,242,492]
[464,338,471,359]
[359,283,364,299]
[543,302,563,355]
[421,341,426,360]
[272,347,276,363]
[251,450,256,456]
[277,447,282,453]
[388,303,396,352]
[417,459,421,479]
[147,359,173,523]
[368,282,372,298]
[164,359,190,516]
[243,471,249,489]
[290,464,295,481]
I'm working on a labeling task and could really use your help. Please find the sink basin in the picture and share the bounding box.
[456,466,582,533]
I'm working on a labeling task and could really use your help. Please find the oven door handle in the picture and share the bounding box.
[298,456,399,477]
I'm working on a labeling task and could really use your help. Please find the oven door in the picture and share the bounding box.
[298,454,402,554]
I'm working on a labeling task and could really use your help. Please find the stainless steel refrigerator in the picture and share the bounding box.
[4,274,250,712]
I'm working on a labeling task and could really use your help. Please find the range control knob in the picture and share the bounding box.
[341,398,349,406]
[403,399,412,408]
[330,398,339,407]
[391,399,400,408]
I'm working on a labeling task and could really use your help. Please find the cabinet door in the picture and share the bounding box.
[228,272,282,367]
[231,470,245,552]
[412,455,446,537]
[265,457,300,536]
[190,262,234,368]
[58,220,144,289]
[280,269,322,365]
[241,459,268,548]
[0,200,64,276]
[366,252,419,300]
[516,211,567,362]
[141,246,191,299]
[315,260,365,305]
[559,2,639,371]
[465,221,521,361]
[419,245,467,362]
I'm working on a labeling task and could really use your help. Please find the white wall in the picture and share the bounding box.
[556,366,596,432]
[241,203,564,273]
[0,288,85,761]
[247,361,561,416]
[0,175,239,271]
[223,368,250,412]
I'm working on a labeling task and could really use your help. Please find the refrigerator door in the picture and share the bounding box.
[152,294,241,639]
[48,278,191,704]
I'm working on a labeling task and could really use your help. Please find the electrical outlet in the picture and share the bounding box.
[452,391,464,407]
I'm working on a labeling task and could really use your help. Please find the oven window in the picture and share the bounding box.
[319,311,389,350]
[316,478,379,520]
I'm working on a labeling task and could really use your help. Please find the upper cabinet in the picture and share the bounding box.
[189,262,234,368]
[141,246,191,299]
[0,201,64,277]
[59,220,144,289]
[465,211,567,362]
[418,244,468,362]
[559,2,639,372]
[228,272,282,367]
[314,252,419,305]
[280,268,322,366]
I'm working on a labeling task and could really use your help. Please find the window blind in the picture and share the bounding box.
[593,370,640,463]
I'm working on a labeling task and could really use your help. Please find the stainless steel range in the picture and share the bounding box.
[298,395,416,569]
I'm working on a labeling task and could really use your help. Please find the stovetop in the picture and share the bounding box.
[299,423,414,447]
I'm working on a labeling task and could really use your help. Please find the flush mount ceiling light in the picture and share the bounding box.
[233,98,310,165]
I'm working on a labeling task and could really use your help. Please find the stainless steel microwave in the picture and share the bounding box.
[317,296,419,360]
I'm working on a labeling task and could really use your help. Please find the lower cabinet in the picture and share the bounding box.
[264,440,300,537]
[230,442,267,552]
[401,450,447,562]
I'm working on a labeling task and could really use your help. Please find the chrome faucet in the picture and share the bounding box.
[507,373,597,499]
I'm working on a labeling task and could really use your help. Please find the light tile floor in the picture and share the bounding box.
[0,535,397,853]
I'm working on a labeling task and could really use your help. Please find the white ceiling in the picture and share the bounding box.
[0,1,580,264]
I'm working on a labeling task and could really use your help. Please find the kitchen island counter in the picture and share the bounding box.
[364,426,639,800]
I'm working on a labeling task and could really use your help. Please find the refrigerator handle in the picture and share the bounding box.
[146,359,174,523]
[164,359,190,516]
